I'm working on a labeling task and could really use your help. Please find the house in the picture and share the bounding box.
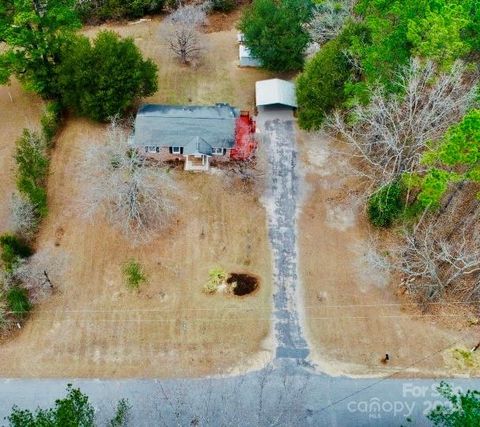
[132,103,256,171]
[255,79,297,110]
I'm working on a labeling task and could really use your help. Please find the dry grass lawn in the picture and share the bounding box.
[0,16,273,378]
[82,15,273,110]
[298,130,480,377]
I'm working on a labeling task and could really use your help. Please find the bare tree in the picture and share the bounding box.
[15,248,69,302]
[305,0,357,54]
[222,158,265,194]
[361,217,480,309]
[0,298,8,332]
[0,248,69,303]
[392,224,480,305]
[328,59,478,189]
[81,121,177,244]
[162,2,210,65]
[9,193,39,241]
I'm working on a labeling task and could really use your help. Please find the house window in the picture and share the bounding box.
[171,146,182,154]
[212,148,224,156]
[146,146,158,153]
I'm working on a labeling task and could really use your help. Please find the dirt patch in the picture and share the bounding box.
[228,273,259,296]
[204,7,244,33]
[297,128,480,377]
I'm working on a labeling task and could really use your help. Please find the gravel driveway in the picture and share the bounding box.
[258,107,310,361]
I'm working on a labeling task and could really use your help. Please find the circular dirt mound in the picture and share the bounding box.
[227,273,259,296]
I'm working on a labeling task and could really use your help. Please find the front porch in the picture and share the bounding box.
[184,154,210,171]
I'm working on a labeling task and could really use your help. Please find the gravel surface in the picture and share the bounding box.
[260,108,310,361]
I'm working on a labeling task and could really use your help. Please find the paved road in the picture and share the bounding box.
[1,108,480,426]
[1,371,480,426]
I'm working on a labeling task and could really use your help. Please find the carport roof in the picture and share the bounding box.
[255,79,297,108]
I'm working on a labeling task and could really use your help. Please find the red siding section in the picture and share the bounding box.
[230,111,256,160]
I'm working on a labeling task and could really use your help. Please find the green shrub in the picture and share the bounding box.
[0,234,33,271]
[123,259,147,290]
[109,398,131,427]
[427,381,480,426]
[8,384,95,426]
[367,182,405,227]
[6,287,31,318]
[40,101,63,146]
[211,0,236,13]
[15,129,49,217]
[203,267,227,294]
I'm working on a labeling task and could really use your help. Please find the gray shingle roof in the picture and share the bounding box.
[132,104,239,154]
[183,137,213,156]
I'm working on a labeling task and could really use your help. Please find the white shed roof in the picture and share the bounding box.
[239,45,262,67]
[239,44,254,59]
[255,79,297,108]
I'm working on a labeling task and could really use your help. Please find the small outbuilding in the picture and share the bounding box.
[239,45,262,68]
[255,79,297,109]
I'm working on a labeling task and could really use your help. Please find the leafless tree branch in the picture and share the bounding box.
[328,59,478,189]
[80,120,178,245]
[161,2,211,65]
[9,193,40,241]
[370,222,480,308]
[305,0,357,55]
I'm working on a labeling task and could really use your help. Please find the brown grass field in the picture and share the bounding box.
[2,11,478,379]
[297,130,480,377]
[0,16,274,378]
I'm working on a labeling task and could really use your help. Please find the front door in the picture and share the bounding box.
[194,154,207,165]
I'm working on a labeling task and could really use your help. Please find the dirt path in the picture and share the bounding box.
[259,108,309,361]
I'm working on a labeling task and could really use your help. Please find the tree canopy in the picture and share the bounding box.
[239,0,312,72]
[428,382,480,426]
[6,384,130,427]
[0,0,81,97]
[56,31,158,122]
[7,384,95,427]
[296,37,351,129]
[297,0,480,121]
[352,0,478,86]
[413,109,480,209]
